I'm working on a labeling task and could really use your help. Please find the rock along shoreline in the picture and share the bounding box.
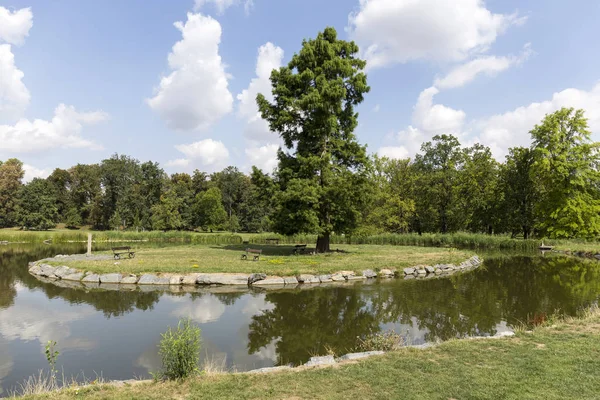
[28,255,483,290]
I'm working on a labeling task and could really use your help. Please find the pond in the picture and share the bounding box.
[1,243,600,396]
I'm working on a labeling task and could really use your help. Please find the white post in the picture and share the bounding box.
[87,233,92,257]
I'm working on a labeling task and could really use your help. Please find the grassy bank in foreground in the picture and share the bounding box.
[21,309,600,399]
[45,244,472,276]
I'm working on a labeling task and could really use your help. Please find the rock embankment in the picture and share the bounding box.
[28,255,483,289]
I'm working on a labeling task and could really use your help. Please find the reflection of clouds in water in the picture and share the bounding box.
[382,316,429,345]
[241,295,274,317]
[253,338,279,362]
[0,302,96,353]
[171,295,226,324]
[134,343,161,375]
[0,340,13,396]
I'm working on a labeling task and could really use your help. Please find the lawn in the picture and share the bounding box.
[19,308,600,399]
[45,244,473,276]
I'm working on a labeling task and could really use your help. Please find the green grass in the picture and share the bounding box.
[46,244,473,276]
[19,308,600,399]
[0,228,244,244]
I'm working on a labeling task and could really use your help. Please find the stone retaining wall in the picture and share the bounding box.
[28,255,483,290]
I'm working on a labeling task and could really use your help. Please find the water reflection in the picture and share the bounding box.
[1,245,600,396]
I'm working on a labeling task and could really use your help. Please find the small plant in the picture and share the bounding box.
[44,340,60,382]
[156,318,202,380]
[357,329,404,352]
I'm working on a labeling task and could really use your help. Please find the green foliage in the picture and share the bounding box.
[151,186,183,231]
[156,318,202,380]
[499,147,536,238]
[530,108,600,238]
[364,156,415,233]
[0,158,24,228]
[44,340,59,381]
[257,27,371,252]
[413,135,464,233]
[17,178,58,230]
[194,187,228,231]
[357,329,404,352]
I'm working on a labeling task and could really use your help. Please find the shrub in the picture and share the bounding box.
[357,329,404,352]
[156,318,202,380]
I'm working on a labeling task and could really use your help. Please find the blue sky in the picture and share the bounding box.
[0,0,599,181]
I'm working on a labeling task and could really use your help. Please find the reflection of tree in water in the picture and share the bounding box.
[1,244,161,317]
[39,284,161,318]
[248,256,600,364]
[248,287,380,366]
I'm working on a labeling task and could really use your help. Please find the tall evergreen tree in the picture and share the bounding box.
[257,27,370,252]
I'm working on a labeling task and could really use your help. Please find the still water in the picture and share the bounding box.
[1,244,600,396]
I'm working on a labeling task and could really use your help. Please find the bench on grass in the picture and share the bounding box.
[293,244,307,255]
[265,238,280,245]
[241,248,262,261]
[111,246,136,260]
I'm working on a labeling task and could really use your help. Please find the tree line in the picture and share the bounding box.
[0,106,598,239]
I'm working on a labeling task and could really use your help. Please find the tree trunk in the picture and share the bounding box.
[316,232,330,253]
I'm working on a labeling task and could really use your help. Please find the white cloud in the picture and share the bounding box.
[377,88,464,159]
[165,158,190,168]
[377,126,425,160]
[377,146,409,160]
[22,164,51,183]
[434,44,532,89]
[348,0,525,68]
[0,6,33,46]
[194,0,254,15]
[147,12,233,131]
[0,44,30,120]
[0,104,107,153]
[413,87,465,133]
[245,143,278,172]
[237,42,283,142]
[173,138,230,169]
[475,82,600,159]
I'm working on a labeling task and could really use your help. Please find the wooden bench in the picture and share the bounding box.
[112,246,136,260]
[265,238,280,245]
[241,248,262,261]
[293,244,307,255]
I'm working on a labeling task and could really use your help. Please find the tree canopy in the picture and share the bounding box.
[257,27,371,252]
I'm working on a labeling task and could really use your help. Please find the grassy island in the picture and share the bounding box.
[46,244,473,277]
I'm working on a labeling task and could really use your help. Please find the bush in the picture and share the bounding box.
[357,329,404,352]
[156,319,202,380]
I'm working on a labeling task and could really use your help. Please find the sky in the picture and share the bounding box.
[0,0,599,182]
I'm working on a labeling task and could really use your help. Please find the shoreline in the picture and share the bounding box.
[28,255,483,290]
